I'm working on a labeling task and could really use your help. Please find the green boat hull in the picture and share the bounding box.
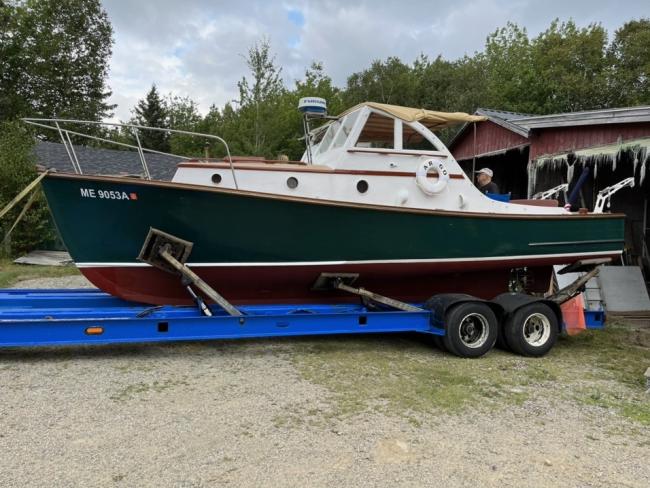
[40,173,624,304]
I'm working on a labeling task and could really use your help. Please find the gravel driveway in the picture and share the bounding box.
[1,276,648,487]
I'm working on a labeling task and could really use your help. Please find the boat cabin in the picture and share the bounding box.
[169,102,569,215]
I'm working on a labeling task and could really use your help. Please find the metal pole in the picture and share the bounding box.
[472,122,477,178]
[54,121,77,173]
[132,129,151,180]
[64,131,83,174]
[224,144,239,190]
[303,115,313,165]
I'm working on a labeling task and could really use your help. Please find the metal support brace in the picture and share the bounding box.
[132,129,152,180]
[64,131,83,174]
[333,280,424,312]
[54,121,78,173]
[594,177,635,213]
[548,266,600,306]
[157,245,242,316]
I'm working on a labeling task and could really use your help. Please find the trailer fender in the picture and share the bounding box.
[491,292,562,331]
[424,293,504,327]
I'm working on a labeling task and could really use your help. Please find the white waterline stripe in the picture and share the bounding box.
[76,250,621,268]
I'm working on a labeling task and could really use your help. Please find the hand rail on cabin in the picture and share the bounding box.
[21,118,239,188]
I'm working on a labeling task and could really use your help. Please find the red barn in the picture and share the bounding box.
[448,106,650,272]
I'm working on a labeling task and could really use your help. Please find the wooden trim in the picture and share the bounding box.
[347,148,448,157]
[177,162,466,179]
[185,158,308,166]
[43,171,625,221]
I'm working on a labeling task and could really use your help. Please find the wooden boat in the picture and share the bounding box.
[32,102,624,305]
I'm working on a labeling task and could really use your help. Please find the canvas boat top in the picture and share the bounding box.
[339,102,488,130]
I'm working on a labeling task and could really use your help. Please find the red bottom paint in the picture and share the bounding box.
[78,253,618,305]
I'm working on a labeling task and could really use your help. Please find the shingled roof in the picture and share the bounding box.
[33,141,182,181]
[448,105,650,150]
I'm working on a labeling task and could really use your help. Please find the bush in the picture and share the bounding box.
[0,121,56,257]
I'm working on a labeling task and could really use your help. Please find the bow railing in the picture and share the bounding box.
[21,118,239,189]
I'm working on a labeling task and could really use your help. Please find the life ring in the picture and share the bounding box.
[416,158,449,195]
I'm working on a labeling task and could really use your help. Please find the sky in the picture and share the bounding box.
[102,0,650,121]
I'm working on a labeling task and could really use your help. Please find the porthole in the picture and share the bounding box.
[286,176,299,189]
[356,180,369,193]
[211,173,222,184]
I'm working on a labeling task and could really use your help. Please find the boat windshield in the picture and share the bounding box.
[316,119,341,154]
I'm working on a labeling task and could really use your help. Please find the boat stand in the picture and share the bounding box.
[137,227,242,316]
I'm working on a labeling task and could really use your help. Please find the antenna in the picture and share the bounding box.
[298,97,327,165]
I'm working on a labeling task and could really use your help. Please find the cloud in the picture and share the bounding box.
[101,0,650,121]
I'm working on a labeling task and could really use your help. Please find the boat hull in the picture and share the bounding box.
[41,174,624,305]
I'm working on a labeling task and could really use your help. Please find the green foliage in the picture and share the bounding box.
[167,95,203,156]
[531,20,610,113]
[130,84,170,152]
[483,22,536,112]
[608,18,650,106]
[0,0,114,123]
[344,57,416,107]
[0,122,55,256]
[236,39,286,156]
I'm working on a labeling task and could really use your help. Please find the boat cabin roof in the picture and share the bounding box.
[339,102,487,131]
[305,102,484,164]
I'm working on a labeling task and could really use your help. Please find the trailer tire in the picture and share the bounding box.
[432,335,446,351]
[443,302,498,358]
[504,302,558,357]
[496,325,510,351]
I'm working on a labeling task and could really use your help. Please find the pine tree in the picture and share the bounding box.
[131,84,170,152]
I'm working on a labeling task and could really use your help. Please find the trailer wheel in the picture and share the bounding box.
[432,335,446,351]
[496,326,510,351]
[504,302,558,357]
[443,302,498,358]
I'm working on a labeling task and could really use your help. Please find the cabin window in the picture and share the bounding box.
[330,111,360,150]
[316,120,341,154]
[402,123,437,151]
[355,112,394,149]
[310,127,327,153]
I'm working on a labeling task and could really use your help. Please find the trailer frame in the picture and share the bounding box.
[0,287,604,352]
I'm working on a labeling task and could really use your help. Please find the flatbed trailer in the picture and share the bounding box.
[0,286,605,358]
[0,288,439,348]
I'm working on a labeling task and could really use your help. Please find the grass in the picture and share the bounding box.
[0,258,79,288]
[288,323,650,425]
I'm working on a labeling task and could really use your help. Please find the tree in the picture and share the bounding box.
[0,122,55,256]
[0,0,114,123]
[482,22,536,112]
[344,57,416,107]
[166,94,204,156]
[237,39,285,155]
[130,84,170,152]
[530,20,609,113]
[608,18,650,106]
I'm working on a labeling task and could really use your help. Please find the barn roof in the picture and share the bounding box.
[448,105,650,151]
[514,105,650,130]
